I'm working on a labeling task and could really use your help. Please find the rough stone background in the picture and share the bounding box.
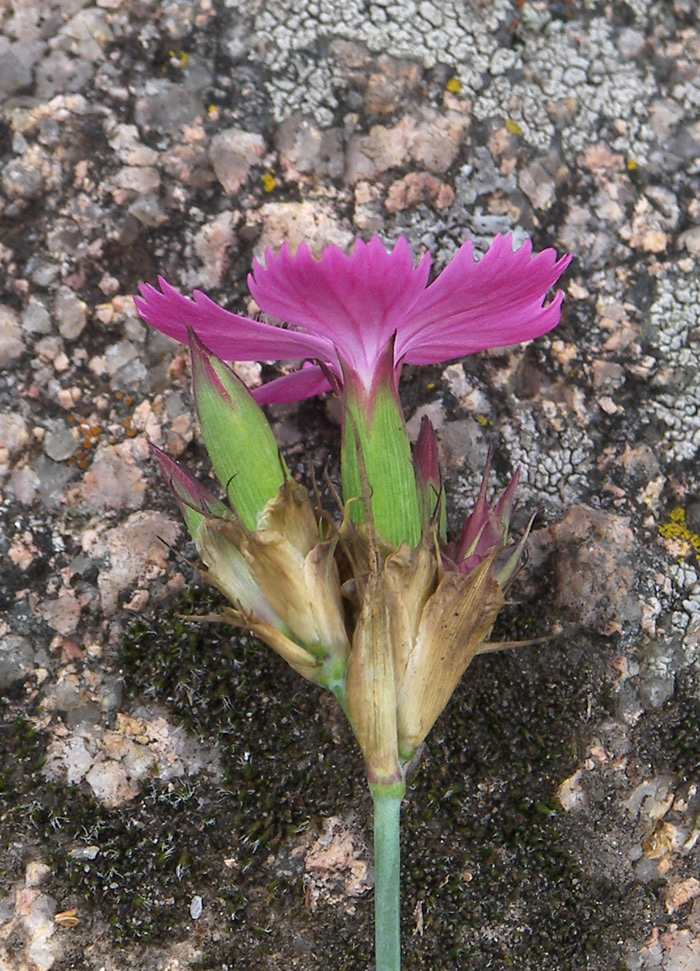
[1,0,699,969]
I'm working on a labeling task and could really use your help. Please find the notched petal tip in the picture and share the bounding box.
[404,227,573,358]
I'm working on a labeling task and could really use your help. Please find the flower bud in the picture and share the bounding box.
[189,328,286,530]
[445,446,520,574]
[149,442,232,542]
[413,416,446,540]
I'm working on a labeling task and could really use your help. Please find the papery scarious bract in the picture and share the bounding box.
[150,331,351,694]
[135,234,572,404]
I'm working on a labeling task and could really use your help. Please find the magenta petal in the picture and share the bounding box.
[399,235,573,364]
[135,232,571,408]
[135,276,333,363]
[248,238,431,385]
[252,364,333,405]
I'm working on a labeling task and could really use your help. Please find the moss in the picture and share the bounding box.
[0,714,47,887]
[2,577,652,969]
[630,668,700,784]
[80,587,366,948]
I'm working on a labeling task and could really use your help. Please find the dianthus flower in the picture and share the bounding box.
[135,231,572,971]
[135,234,571,405]
[136,235,571,549]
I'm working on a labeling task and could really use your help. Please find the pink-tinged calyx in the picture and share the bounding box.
[413,416,446,539]
[443,447,523,579]
[134,234,572,406]
[149,442,232,541]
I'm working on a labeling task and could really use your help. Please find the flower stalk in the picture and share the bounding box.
[371,780,406,971]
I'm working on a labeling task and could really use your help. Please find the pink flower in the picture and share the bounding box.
[135,234,571,405]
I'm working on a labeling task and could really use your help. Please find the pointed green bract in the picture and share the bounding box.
[188,329,287,530]
[340,343,422,550]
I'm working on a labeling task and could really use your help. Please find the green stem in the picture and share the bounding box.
[321,660,349,719]
[370,780,406,971]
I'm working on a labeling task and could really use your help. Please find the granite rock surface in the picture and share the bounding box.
[1,1,699,969]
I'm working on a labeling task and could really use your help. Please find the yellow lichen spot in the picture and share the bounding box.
[626,157,639,172]
[446,77,462,94]
[261,172,277,193]
[659,507,700,554]
[642,821,675,860]
[476,414,492,428]
[168,49,189,68]
[505,119,523,136]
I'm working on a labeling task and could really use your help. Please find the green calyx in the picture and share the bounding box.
[339,343,422,550]
[188,328,287,530]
